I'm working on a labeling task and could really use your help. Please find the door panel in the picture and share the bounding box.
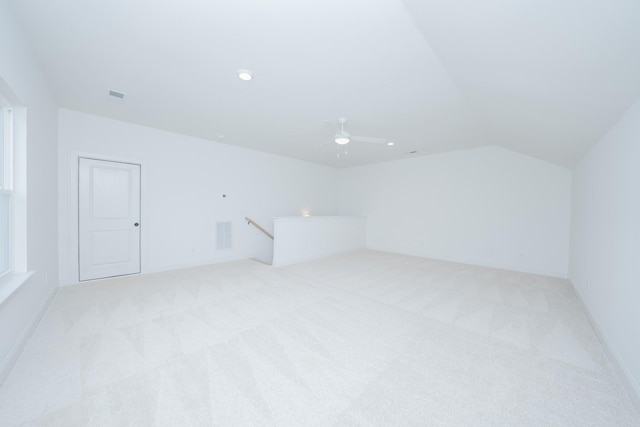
[92,167,131,218]
[79,158,140,281]
[91,230,131,264]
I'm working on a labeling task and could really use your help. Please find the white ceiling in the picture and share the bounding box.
[9,0,640,168]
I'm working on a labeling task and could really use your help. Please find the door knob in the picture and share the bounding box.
[134,222,139,227]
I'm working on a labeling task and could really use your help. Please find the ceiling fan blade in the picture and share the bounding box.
[351,135,387,144]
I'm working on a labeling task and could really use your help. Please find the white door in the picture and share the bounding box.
[79,158,141,281]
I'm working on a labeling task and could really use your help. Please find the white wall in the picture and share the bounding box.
[0,0,59,380]
[272,216,366,266]
[339,146,572,277]
[569,96,640,400]
[58,109,338,284]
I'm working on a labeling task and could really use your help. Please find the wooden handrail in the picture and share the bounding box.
[245,217,274,240]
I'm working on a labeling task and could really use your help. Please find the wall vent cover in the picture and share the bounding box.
[216,221,232,250]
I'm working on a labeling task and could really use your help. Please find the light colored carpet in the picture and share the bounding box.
[0,250,638,426]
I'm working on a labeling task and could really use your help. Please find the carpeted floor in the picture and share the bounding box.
[0,250,638,426]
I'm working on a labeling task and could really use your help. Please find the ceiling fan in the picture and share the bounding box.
[327,118,391,146]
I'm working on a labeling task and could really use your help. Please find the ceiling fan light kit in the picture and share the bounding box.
[331,117,388,146]
[335,133,350,144]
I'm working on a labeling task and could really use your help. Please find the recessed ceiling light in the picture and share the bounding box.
[387,141,395,146]
[237,69,253,81]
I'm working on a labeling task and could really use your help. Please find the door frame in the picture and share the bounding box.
[78,157,141,281]
[65,152,145,284]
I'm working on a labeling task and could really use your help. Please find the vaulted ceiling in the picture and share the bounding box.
[9,0,640,168]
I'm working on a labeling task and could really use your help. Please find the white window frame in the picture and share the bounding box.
[0,106,13,279]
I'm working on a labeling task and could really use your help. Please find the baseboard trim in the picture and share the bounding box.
[568,279,640,410]
[368,247,567,279]
[272,247,365,267]
[0,286,57,385]
[60,255,257,286]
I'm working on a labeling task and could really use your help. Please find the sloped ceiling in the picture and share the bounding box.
[403,0,640,167]
[8,0,640,168]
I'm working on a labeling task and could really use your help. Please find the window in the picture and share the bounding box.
[0,106,13,278]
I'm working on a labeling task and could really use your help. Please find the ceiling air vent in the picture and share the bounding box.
[108,89,125,100]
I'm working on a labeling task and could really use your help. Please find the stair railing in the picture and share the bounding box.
[245,217,274,240]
